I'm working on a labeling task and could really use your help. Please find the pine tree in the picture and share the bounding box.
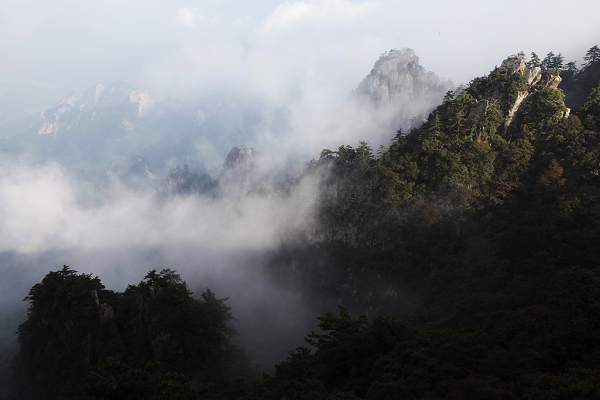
[541,51,555,72]
[553,53,564,71]
[527,52,541,69]
[561,61,579,82]
[583,45,600,68]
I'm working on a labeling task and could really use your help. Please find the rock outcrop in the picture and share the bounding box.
[355,48,454,132]
[31,82,155,137]
[466,54,568,136]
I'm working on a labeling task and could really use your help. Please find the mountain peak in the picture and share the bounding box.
[348,48,454,137]
[465,54,566,136]
[223,146,261,171]
[356,48,453,106]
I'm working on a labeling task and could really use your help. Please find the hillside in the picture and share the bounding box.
[4,49,600,399]
[248,52,600,399]
[269,52,600,319]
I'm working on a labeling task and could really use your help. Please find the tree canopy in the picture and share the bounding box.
[10,268,253,400]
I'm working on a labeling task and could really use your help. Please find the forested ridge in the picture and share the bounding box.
[5,47,600,399]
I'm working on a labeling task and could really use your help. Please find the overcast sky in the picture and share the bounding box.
[2,0,599,104]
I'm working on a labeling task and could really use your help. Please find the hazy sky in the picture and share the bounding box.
[2,0,599,102]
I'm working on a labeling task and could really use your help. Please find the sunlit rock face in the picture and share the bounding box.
[355,48,454,133]
[465,54,567,135]
[34,82,155,136]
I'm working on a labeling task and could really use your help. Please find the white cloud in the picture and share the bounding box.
[0,163,321,255]
[178,7,206,27]
[261,0,377,34]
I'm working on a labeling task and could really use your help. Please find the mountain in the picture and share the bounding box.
[355,48,454,129]
[4,50,600,400]
[37,82,153,137]
[0,50,452,179]
[157,145,289,199]
[270,52,597,319]
[9,267,253,400]
[356,49,454,115]
[0,82,268,176]
[0,81,152,139]
[560,57,600,108]
[248,52,600,398]
[0,82,64,125]
[319,48,453,148]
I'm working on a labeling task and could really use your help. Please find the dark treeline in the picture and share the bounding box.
[535,45,600,108]
[9,267,254,399]
[5,46,600,399]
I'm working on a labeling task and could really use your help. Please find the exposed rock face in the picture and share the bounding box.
[321,49,453,148]
[357,49,452,106]
[91,289,115,321]
[355,49,454,133]
[467,100,489,119]
[467,54,566,136]
[504,91,530,131]
[129,89,155,115]
[500,55,526,75]
[527,67,542,85]
[33,82,154,136]
[99,304,115,321]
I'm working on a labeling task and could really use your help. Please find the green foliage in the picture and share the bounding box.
[62,356,206,400]
[270,46,600,367]
[254,269,600,399]
[11,268,251,400]
[527,52,541,69]
[10,266,112,400]
[514,87,568,135]
[250,309,407,399]
[583,45,600,69]
[10,47,600,400]
[541,51,564,72]
[578,82,600,130]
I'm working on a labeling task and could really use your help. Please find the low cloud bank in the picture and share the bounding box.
[0,162,326,366]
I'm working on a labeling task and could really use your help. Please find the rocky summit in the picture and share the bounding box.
[355,48,454,131]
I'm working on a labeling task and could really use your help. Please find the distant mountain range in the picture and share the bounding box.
[0,81,268,178]
[0,49,454,180]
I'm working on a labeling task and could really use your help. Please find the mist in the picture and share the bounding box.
[1,0,600,382]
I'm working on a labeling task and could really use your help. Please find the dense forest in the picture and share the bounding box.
[4,46,600,399]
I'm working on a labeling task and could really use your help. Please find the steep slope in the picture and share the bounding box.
[0,82,152,140]
[268,52,599,320]
[249,52,600,399]
[559,45,600,108]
